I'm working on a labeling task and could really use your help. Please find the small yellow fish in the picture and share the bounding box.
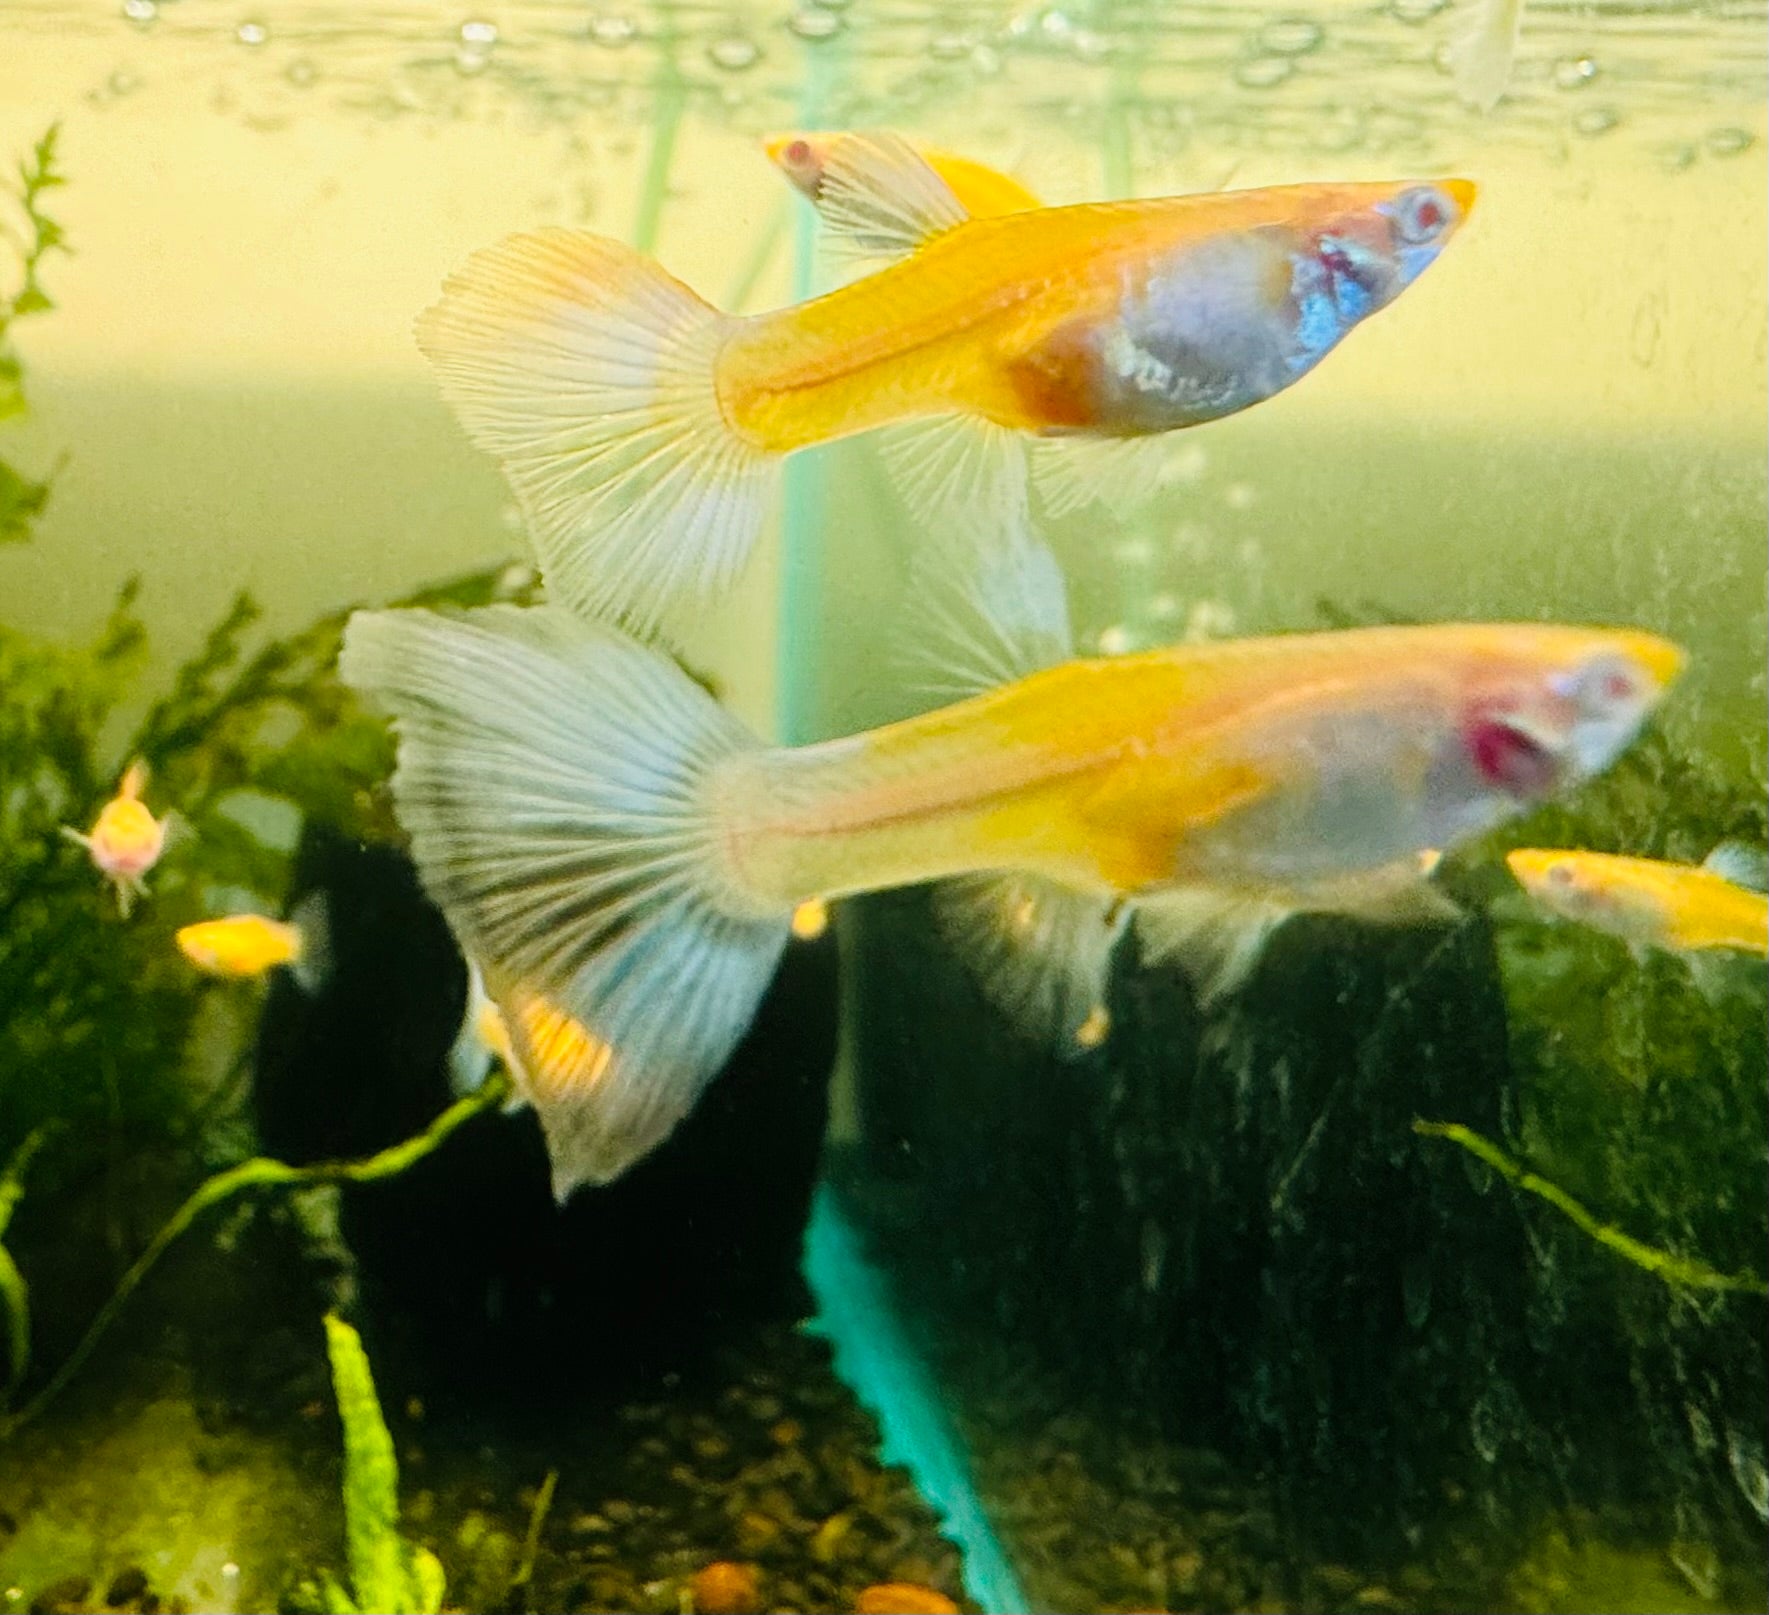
[175,897,329,989]
[1506,847,1769,956]
[62,760,167,916]
[342,540,1677,1199]
[765,130,1043,239]
[417,141,1475,637]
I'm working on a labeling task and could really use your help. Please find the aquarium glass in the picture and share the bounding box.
[0,2,1764,1613]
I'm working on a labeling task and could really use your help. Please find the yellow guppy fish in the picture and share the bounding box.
[1507,846,1769,956]
[341,539,1677,1199]
[176,899,330,990]
[417,137,1475,638]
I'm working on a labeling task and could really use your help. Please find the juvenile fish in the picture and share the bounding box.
[176,899,330,990]
[1507,845,1769,957]
[341,544,1675,1199]
[416,144,1475,638]
[62,759,167,917]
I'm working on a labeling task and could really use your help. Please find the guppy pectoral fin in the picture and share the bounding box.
[935,872,1129,1056]
[798,130,971,258]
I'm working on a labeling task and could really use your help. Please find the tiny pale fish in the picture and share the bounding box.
[62,760,168,917]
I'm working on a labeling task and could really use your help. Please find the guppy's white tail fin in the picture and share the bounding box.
[340,604,792,1199]
[415,230,775,643]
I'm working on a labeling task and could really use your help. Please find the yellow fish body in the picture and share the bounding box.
[342,543,1676,1199]
[176,895,330,990]
[62,760,167,917]
[416,139,1474,637]
[176,913,305,977]
[1507,847,1769,956]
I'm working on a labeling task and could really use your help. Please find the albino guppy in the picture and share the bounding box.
[342,539,1678,1198]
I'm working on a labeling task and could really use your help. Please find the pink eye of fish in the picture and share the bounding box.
[1465,713,1558,795]
[784,139,814,170]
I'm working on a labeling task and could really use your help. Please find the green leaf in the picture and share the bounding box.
[322,1313,411,1613]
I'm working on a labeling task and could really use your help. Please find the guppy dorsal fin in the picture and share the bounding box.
[796,129,972,257]
[897,527,1074,703]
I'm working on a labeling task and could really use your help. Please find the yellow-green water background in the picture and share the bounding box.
[1,0,1764,775]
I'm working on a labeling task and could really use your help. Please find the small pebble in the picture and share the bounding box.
[690,1560,762,1615]
[853,1585,960,1615]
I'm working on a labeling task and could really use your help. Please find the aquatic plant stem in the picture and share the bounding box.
[631,45,685,255]
[0,1073,511,1440]
[1413,1120,1768,1297]
[0,1126,53,1399]
[776,34,840,746]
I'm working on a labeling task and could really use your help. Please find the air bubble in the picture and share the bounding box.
[1658,141,1698,172]
[459,18,497,46]
[121,0,156,24]
[1234,56,1293,90]
[1068,27,1109,61]
[1390,0,1446,22]
[284,57,318,87]
[706,34,760,69]
[588,14,636,47]
[1224,482,1255,511]
[1259,16,1323,55]
[1098,624,1132,655]
[1572,106,1619,137]
[928,30,972,61]
[788,7,842,40]
[107,68,140,96]
[1551,55,1597,90]
[236,19,267,45]
[455,46,488,74]
[1706,126,1753,157]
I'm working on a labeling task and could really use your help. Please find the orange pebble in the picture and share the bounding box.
[854,1584,960,1615]
[691,1560,762,1615]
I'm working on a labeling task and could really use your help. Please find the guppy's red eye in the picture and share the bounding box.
[1394,186,1451,244]
[1466,714,1558,795]
[785,139,812,167]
